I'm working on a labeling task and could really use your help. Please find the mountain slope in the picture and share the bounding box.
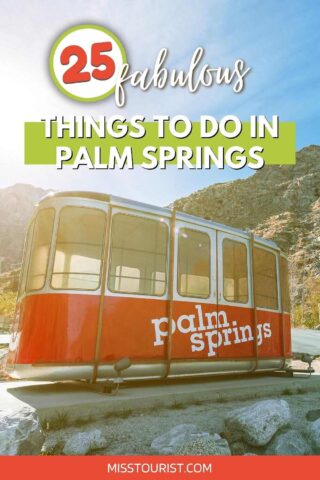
[0,184,48,272]
[172,145,320,323]
[0,146,319,325]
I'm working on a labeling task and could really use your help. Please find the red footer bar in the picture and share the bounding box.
[0,456,319,480]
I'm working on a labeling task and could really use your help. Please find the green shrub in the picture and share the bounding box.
[0,291,16,317]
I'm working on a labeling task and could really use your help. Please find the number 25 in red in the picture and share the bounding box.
[61,42,115,84]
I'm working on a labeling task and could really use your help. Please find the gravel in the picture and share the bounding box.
[43,389,320,455]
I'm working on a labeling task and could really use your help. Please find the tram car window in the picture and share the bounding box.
[51,207,106,291]
[178,228,210,298]
[222,239,248,303]
[19,219,35,296]
[26,208,55,292]
[108,214,168,296]
[253,247,278,310]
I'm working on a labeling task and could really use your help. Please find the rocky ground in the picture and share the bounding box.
[35,390,320,455]
[0,363,319,455]
[1,348,319,456]
[1,388,319,457]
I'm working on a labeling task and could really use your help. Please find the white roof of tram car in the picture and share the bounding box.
[38,190,280,252]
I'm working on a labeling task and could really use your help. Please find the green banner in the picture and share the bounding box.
[24,121,296,166]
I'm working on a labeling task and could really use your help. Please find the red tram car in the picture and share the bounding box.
[6,191,292,381]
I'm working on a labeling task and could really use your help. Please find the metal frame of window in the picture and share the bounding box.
[50,206,107,292]
[177,227,211,299]
[222,237,249,304]
[107,212,169,297]
[253,245,279,311]
[25,208,55,293]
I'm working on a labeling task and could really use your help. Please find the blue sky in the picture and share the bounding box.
[0,0,319,205]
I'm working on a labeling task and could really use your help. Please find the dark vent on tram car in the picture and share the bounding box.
[39,191,111,203]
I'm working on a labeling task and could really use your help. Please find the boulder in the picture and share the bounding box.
[63,429,108,455]
[0,406,44,455]
[225,400,290,446]
[229,440,246,455]
[151,424,210,455]
[0,348,8,375]
[306,409,320,422]
[266,430,311,455]
[41,435,64,455]
[309,418,320,453]
[177,434,231,455]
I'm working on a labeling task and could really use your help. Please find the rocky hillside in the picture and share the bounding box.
[0,184,48,272]
[173,145,320,322]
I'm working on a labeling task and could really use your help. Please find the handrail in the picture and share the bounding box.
[163,209,176,378]
[249,232,259,372]
[279,254,286,370]
[92,205,112,383]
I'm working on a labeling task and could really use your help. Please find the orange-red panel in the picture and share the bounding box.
[9,293,291,366]
[100,296,167,361]
[13,293,99,364]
